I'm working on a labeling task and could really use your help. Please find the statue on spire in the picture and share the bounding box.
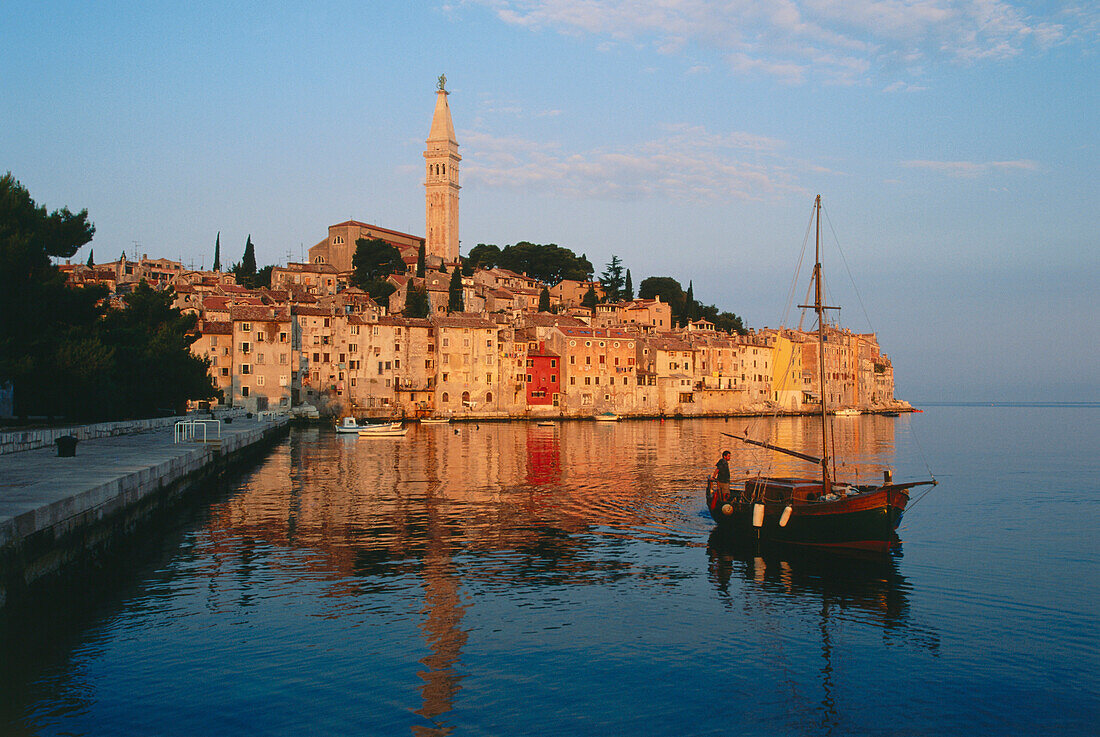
[437,73,447,92]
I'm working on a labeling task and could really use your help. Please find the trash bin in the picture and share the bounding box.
[56,435,78,457]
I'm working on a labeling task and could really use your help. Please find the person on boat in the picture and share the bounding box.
[711,450,731,503]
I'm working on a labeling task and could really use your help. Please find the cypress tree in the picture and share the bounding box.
[87,249,94,267]
[241,235,256,275]
[213,232,221,272]
[624,269,633,300]
[447,267,464,313]
[416,241,426,277]
[539,286,550,312]
[686,281,695,322]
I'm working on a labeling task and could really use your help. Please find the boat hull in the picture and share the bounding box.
[706,480,910,553]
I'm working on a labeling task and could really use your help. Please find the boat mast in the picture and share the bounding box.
[813,195,831,492]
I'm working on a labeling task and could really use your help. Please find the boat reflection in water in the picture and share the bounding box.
[706,530,940,732]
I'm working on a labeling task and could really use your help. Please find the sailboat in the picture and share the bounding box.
[705,196,936,552]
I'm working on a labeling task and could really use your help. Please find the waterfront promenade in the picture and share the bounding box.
[0,414,290,609]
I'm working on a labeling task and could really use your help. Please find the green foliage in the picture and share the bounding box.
[0,174,217,420]
[600,255,625,302]
[639,276,686,325]
[254,264,273,289]
[624,269,633,300]
[581,285,598,310]
[416,241,426,278]
[404,283,430,318]
[538,286,551,312]
[447,268,464,312]
[232,235,257,285]
[464,243,501,274]
[360,279,396,307]
[213,232,221,272]
[352,238,405,288]
[94,281,218,419]
[87,249,94,267]
[471,242,592,284]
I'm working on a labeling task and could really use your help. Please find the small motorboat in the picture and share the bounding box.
[358,422,407,437]
[419,417,451,424]
[594,412,620,422]
[336,416,363,433]
[834,409,861,416]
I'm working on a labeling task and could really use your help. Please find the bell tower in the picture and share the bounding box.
[425,74,460,263]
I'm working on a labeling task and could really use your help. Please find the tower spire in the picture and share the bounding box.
[425,75,460,263]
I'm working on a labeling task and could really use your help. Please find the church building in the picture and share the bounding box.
[307,76,460,272]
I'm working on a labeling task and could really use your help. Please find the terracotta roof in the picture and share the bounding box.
[431,314,496,329]
[229,306,289,321]
[330,220,424,242]
[200,320,233,335]
[291,306,334,317]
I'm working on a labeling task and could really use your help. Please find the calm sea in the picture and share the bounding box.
[2,405,1098,736]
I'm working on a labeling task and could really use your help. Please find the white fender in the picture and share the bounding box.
[779,505,793,527]
[752,503,765,527]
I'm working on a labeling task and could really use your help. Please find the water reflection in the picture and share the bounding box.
[4,415,924,735]
[706,531,940,735]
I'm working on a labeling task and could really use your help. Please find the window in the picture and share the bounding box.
[550,359,557,368]
[323,318,330,328]
[241,386,250,397]
[585,356,591,365]
[570,356,576,365]
[240,364,251,375]
[256,353,265,365]
[349,343,357,353]
[570,377,575,385]
[241,322,251,332]
[526,359,534,367]
[323,353,330,363]
[599,355,605,364]
[527,374,533,383]
[486,374,492,385]
[240,342,250,354]
[257,375,265,386]
[385,361,391,370]
[220,368,229,377]
[442,372,449,382]
[584,377,591,385]
[442,392,449,402]
[486,391,492,403]
[256,331,265,342]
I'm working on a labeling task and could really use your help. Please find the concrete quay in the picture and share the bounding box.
[0,414,290,610]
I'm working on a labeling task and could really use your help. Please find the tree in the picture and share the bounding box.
[447,267,464,312]
[581,285,598,310]
[254,264,273,289]
[0,172,98,418]
[404,283,430,318]
[232,235,258,287]
[639,276,687,325]
[464,243,501,274]
[416,241,426,278]
[600,255,625,302]
[495,242,592,284]
[97,281,218,418]
[686,281,696,322]
[624,269,633,300]
[538,286,551,312]
[213,232,221,272]
[87,249,94,267]
[351,237,404,289]
[0,174,217,420]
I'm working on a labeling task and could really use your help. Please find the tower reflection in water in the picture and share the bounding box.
[205,416,921,734]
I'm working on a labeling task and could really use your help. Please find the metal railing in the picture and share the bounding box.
[174,418,222,443]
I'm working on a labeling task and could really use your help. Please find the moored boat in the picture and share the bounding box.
[594,412,620,422]
[358,423,407,437]
[336,416,362,433]
[419,417,451,424]
[834,408,860,416]
[706,196,935,553]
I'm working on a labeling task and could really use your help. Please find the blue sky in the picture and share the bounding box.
[2,1,1097,401]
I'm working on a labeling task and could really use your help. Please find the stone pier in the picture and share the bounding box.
[0,414,290,610]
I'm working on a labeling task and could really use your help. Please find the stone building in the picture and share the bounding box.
[425,76,460,263]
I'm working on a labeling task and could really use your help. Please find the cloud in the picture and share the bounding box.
[468,0,1094,85]
[900,159,1041,177]
[461,124,806,200]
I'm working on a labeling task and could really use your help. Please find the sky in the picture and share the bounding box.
[1,0,1097,402]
